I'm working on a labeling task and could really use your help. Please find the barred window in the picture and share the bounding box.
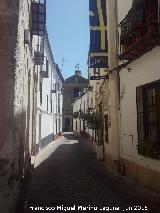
[136,80,160,159]
[40,82,42,104]
[104,114,109,143]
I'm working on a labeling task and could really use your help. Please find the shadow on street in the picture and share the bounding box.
[17,133,160,213]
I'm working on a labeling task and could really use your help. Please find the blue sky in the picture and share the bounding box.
[46,0,89,79]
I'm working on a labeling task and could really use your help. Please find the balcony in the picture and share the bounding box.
[40,59,49,78]
[119,0,160,61]
[34,44,44,65]
[31,0,46,36]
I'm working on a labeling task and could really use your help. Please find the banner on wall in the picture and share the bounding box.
[89,0,108,68]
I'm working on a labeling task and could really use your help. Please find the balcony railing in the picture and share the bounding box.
[40,58,49,78]
[119,0,160,61]
[31,0,46,36]
[34,44,44,65]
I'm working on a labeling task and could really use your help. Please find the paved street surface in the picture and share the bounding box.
[22,133,160,213]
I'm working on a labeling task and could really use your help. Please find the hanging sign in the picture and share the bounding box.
[89,0,108,68]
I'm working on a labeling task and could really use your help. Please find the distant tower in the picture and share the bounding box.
[62,66,89,132]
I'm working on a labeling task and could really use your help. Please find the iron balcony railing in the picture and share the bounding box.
[118,0,160,60]
[32,0,46,67]
[40,57,49,78]
[34,44,44,65]
[31,0,46,36]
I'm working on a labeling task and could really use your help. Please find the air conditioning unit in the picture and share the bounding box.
[24,29,30,44]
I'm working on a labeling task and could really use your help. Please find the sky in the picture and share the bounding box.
[46,0,90,79]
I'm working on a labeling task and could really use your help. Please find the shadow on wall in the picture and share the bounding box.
[36,132,63,154]
[40,133,53,150]
[0,109,34,213]
[0,63,36,213]
[0,1,36,212]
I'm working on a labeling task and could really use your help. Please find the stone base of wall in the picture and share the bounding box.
[105,154,160,193]
[36,132,63,154]
[15,168,32,213]
[53,132,63,141]
[104,153,121,173]
[121,158,160,194]
[41,133,53,149]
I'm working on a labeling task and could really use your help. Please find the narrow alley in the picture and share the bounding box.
[1,1,160,213]
[20,133,160,213]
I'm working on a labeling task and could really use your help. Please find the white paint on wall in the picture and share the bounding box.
[120,46,160,172]
[36,34,63,150]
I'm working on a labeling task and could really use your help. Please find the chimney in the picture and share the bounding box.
[75,70,81,76]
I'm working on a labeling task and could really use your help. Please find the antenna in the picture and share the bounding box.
[61,57,69,68]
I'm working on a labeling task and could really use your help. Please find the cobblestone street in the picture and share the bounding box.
[22,133,160,213]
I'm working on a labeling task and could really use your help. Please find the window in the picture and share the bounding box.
[104,114,109,143]
[46,59,49,75]
[47,95,48,111]
[58,94,60,113]
[136,80,160,159]
[53,83,56,92]
[59,118,61,133]
[40,82,42,104]
[98,102,103,144]
[76,121,77,131]
[51,97,52,113]
[56,119,57,134]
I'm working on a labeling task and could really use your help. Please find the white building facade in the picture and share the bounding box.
[36,32,64,153]
[0,0,47,211]
[117,0,160,193]
[74,0,160,194]
[73,87,95,139]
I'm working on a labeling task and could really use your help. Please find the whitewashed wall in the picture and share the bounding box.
[120,46,160,172]
[0,0,38,212]
[73,90,95,138]
[36,34,63,151]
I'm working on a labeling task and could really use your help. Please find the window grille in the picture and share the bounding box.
[40,82,42,104]
[136,80,160,159]
[47,95,48,111]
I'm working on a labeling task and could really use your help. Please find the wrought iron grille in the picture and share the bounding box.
[32,0,46,36]
[119,0,160,60]
[136,80,160,159]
